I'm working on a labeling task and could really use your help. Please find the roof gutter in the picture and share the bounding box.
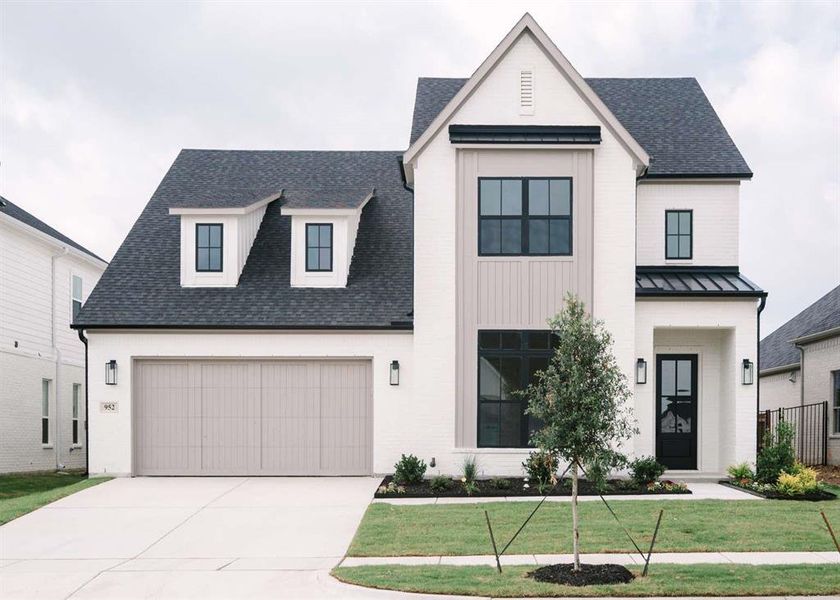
[790,325,840,346]
[759,362,801,377]
[397,157,413,194]
[71,323,414,332]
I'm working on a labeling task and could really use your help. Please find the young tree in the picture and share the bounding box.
[521,295,636,571]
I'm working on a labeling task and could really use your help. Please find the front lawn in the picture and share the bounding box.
[332,564,840,597]
[0,472,111,525]
[349,498,840,556]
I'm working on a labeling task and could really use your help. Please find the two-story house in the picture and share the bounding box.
[1,196,107,473]
[73,14,764,478]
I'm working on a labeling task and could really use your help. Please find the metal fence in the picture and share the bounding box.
[757,401,828,466]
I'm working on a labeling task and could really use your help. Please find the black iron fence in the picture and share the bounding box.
[757,401,828,466]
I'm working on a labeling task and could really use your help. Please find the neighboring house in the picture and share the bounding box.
[73,14,764,478]
[759,285,840,464]
[0,196,107,473]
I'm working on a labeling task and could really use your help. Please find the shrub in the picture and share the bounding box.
[630,456,666,486]
[377,481,406,495]
[522,449,559,494]
[394,454,427,485]
[461,455,479,484]
[756,421,796,484]
[490,476,511,490]
[583,460,611,493]
[429,475,451,494]
[776,464,820,496]
[727,462,754,483]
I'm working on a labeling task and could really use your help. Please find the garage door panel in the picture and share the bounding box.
[134,359,371,476]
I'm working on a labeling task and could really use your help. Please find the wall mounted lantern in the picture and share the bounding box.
[390,360,400,386]
[742,359,754,385]
[636,358,647,384]
[105,360,118,386]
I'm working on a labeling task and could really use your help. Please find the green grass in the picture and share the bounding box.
[0,472,111,525]
[349,498,840,556]
[333,564,840,597]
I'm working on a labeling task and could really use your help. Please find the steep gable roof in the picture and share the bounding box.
[0,195,106,263]
[410,77,752,178]
[760,285,840,372]
[73,150,413,329]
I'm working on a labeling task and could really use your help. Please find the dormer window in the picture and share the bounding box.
[196,224,223,272]
[306,223,333,272]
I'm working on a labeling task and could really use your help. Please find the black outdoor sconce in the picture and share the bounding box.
[636,358,647,384]
[105,360,118,385]
[390,360,400,386]
[742,359,754,385]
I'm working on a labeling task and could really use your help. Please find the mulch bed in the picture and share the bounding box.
[719,480,837,502]
[816,465,840,486]
[528,563,635,586]
[374,475,691,498]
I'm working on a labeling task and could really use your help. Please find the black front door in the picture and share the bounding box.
[656,355,698,470]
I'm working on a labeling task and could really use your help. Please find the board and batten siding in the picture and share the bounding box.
[455,148,594,447]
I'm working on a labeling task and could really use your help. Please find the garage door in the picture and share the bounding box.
[133,360,372,476]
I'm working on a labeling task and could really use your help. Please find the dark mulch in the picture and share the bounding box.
[374,475,691,498]
[720,480,837,502]
[528,563,635,586]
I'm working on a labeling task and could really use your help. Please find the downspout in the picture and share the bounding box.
[756,294,766,455]
[795,343,805,407]
[77,329,89,477]
[51,246,69,470]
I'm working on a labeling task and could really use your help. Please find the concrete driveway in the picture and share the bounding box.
[0,477,435,599]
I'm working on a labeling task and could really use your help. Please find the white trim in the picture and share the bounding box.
[791,326,840,346]
[450,143,602,151]
[638,178,749,185]
[0,213,107,269]
[281,192,374,217]
[168,191,282,216]
[759,363,801,377]
[402,13,649,173]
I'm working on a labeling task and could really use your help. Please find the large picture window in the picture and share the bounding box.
[833,371,840,435]
[665,210,692,259]
[195,224,223,272]
[478,178,572,256]
[306,223,333,272]
[478,330,558,447]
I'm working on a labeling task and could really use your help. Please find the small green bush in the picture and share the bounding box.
[489,476,511,490]
[727,462,754,482]
[776,464,820,496]
[583,460,611,492]
[756,421,796,484]
[522,449,559,494]
[429,475,451,494]
[629,456,666,486]
[394,454,427,485]
[461,455,479,484]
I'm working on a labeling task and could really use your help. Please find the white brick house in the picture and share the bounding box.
[74,15,764,478]
[0,197,107,473]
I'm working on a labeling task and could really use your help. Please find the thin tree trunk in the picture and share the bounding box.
[571,460,580,571]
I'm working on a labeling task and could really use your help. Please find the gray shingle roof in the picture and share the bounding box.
[0,195,106,262]
[636,266,765,297]
[74,150,413,329]
[410,77,752,178]
[283,187,373,210]
[760,285,840,372]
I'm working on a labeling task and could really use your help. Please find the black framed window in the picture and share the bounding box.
[665,210,692,259]
[833,371,840,435]
[477,330,558,448]
[479,178,572,256]
[195,224,223,272]
[306,223,333,272]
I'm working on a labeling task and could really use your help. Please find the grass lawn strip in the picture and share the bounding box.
[349,498,840,556]
[333,564,840,597]
[0,473,112,525]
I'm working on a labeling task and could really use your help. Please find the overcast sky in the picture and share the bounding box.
[1,1,838,334]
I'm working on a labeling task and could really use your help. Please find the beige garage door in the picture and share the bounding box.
[133,360,372,476]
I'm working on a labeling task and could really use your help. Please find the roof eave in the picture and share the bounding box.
[0,212,108,268]
[640,172,753,181]
[168,190,283,215]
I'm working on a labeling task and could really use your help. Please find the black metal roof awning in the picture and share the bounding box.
[449,124,601,145]
[636,266,766,298]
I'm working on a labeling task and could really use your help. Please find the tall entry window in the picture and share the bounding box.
[195,224,223,272]
[665,210,692,259]
[833,371,840,435]
[479,178,572,256]
[305,224,333,272]
[478,330,558,447]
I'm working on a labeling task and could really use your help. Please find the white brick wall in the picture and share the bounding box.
[802,335,840,464]
[636,182,740,266]
[759,370,800,411]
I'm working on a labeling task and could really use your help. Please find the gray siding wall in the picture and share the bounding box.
[455,149,594,446]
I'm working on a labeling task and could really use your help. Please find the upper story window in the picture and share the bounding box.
[479,178,572,256]
[665,210,692,259]
[71,275,83,320]
[196,224,223,272]
[306,223,333,272]
[478,330,558,448]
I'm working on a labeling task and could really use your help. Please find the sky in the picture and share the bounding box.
[1,0,838,335]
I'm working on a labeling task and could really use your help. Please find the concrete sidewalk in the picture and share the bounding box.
[341,550,840,567]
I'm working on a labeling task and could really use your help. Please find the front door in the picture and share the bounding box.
[656,355,698,470]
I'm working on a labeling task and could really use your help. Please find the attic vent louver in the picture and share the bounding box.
[519,68,534,115]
